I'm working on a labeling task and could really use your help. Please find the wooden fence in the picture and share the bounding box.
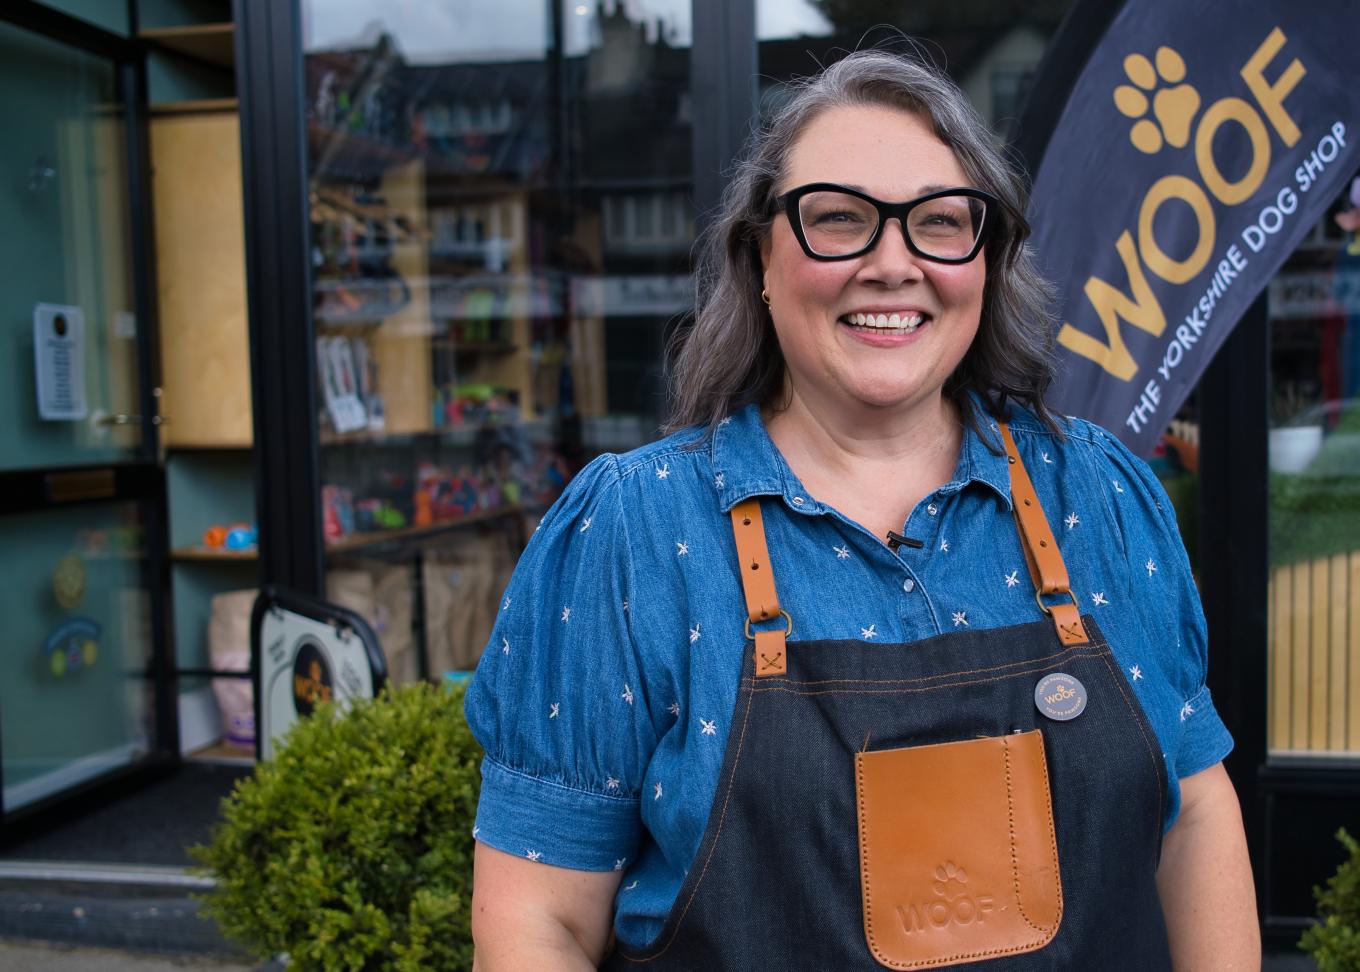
[1269,553,1360,754]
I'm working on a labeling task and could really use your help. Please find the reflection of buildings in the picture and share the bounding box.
[306,2,694,422]
[758,21,1064,140]
[1270,206,1360,417]
[304,2,1070,423]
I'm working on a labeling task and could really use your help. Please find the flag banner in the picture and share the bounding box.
[1026,0,1360,455]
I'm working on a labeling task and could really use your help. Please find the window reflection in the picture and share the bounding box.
[303,0,694,681]
[756,0,1071,138]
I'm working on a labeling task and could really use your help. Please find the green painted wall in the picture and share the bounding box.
[38,1,130,35]
[138,0,230,29]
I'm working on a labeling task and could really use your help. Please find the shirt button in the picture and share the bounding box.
[903,577,915,593]
[792,496,805,505]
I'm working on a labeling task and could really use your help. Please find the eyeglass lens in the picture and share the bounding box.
[796,190,985,259]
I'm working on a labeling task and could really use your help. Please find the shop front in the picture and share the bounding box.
[0,3,175,823]
[1,0,1357,953]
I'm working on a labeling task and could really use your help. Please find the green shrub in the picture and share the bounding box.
[193,682,482,971]
[1300,829,1360,971]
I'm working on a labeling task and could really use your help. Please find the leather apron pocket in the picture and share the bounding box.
[855,730,1062,970]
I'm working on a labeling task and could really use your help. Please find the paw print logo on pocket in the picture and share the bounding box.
[932,861,968,900]
[1113,47,1201,154]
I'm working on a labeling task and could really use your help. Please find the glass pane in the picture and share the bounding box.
[0,22,142,472]
[757,1,1074,139]
[302,0,693,681]
[0,502,155,812]
[1267,181,1360,759]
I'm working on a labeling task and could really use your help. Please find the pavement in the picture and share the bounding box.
[0,939,260,971]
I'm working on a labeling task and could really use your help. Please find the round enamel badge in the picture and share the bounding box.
[1034,672,1087,721]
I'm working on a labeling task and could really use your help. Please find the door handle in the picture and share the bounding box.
[96,413,167,426]
[96,388,170,426]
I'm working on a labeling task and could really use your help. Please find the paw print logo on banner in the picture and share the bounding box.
[1114,47,1201,153]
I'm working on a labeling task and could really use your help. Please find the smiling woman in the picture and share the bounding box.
[760,105,989,477]
[667,53,1057,447]
[466,48,1258,971]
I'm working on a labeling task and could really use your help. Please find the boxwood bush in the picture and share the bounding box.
[1300,829,1360,971]
[193,681,482,971]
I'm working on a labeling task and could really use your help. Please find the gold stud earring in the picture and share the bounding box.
[760,288,771,306]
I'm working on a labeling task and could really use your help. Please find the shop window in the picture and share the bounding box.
[756,1,1074,132]
[1266,177,1360,758]
[301,0,693,681]
[989,67,1032,138]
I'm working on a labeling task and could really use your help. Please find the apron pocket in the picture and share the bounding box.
[854,730,1062,969]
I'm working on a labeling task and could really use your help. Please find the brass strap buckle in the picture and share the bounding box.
[744,609,793,641]
[1034,588,1080,617]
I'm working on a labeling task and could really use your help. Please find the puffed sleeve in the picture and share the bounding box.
[464,454,654,870]
[1093,427,1234,781]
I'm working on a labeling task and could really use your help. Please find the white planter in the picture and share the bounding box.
[1269,425,1324,474]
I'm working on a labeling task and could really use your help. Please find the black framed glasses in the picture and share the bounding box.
[775,183,998,264]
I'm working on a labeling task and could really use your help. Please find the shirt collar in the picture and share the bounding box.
[709,405,807,513]
[708,393,1013,515]
[940,391,1013,510]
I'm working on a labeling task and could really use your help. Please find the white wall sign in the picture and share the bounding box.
[33,303,87,421]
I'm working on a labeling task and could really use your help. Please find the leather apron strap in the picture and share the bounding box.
[729,498,791,676]
[727,421,1088,668]
[997,424,1091,646]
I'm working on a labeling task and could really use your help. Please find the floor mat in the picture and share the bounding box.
[0,763,250,867]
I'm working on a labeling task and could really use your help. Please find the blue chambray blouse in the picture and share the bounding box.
[464,397,1234,948]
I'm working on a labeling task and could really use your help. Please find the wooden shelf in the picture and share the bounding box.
[320,416,528,447]
[166,440,252,451]
[172,545,258,562]
[432,340,518,354]
[140,23,234,68]
[187,740,255,765]
[326,506,521,554]
[150,97,238,115]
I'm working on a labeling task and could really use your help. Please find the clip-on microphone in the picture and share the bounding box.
[885,530,924,551]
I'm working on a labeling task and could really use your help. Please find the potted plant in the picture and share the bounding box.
[193,681,482,971]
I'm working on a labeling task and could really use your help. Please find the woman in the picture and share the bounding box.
[466,50,1258,969]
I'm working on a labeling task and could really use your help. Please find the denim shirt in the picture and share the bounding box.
[464,398,1233,948]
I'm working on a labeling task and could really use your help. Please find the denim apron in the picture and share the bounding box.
[603,425,1172,970]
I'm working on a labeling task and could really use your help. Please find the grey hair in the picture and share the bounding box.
[663,48,1062,439]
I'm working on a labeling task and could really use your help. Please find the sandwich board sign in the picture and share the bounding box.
[251,586,387,761]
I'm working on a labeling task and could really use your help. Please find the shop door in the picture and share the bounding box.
[0,15,172,822]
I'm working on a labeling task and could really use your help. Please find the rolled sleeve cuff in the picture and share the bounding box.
[1174,684,1235,780]
[473,756,642,871]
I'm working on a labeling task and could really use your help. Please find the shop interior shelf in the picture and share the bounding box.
[149,97,239,115]
[172,545,258,562]
[326,505,521,555]
[139,23,235,68]
[320,420,524,447]
[431,340,519,354]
